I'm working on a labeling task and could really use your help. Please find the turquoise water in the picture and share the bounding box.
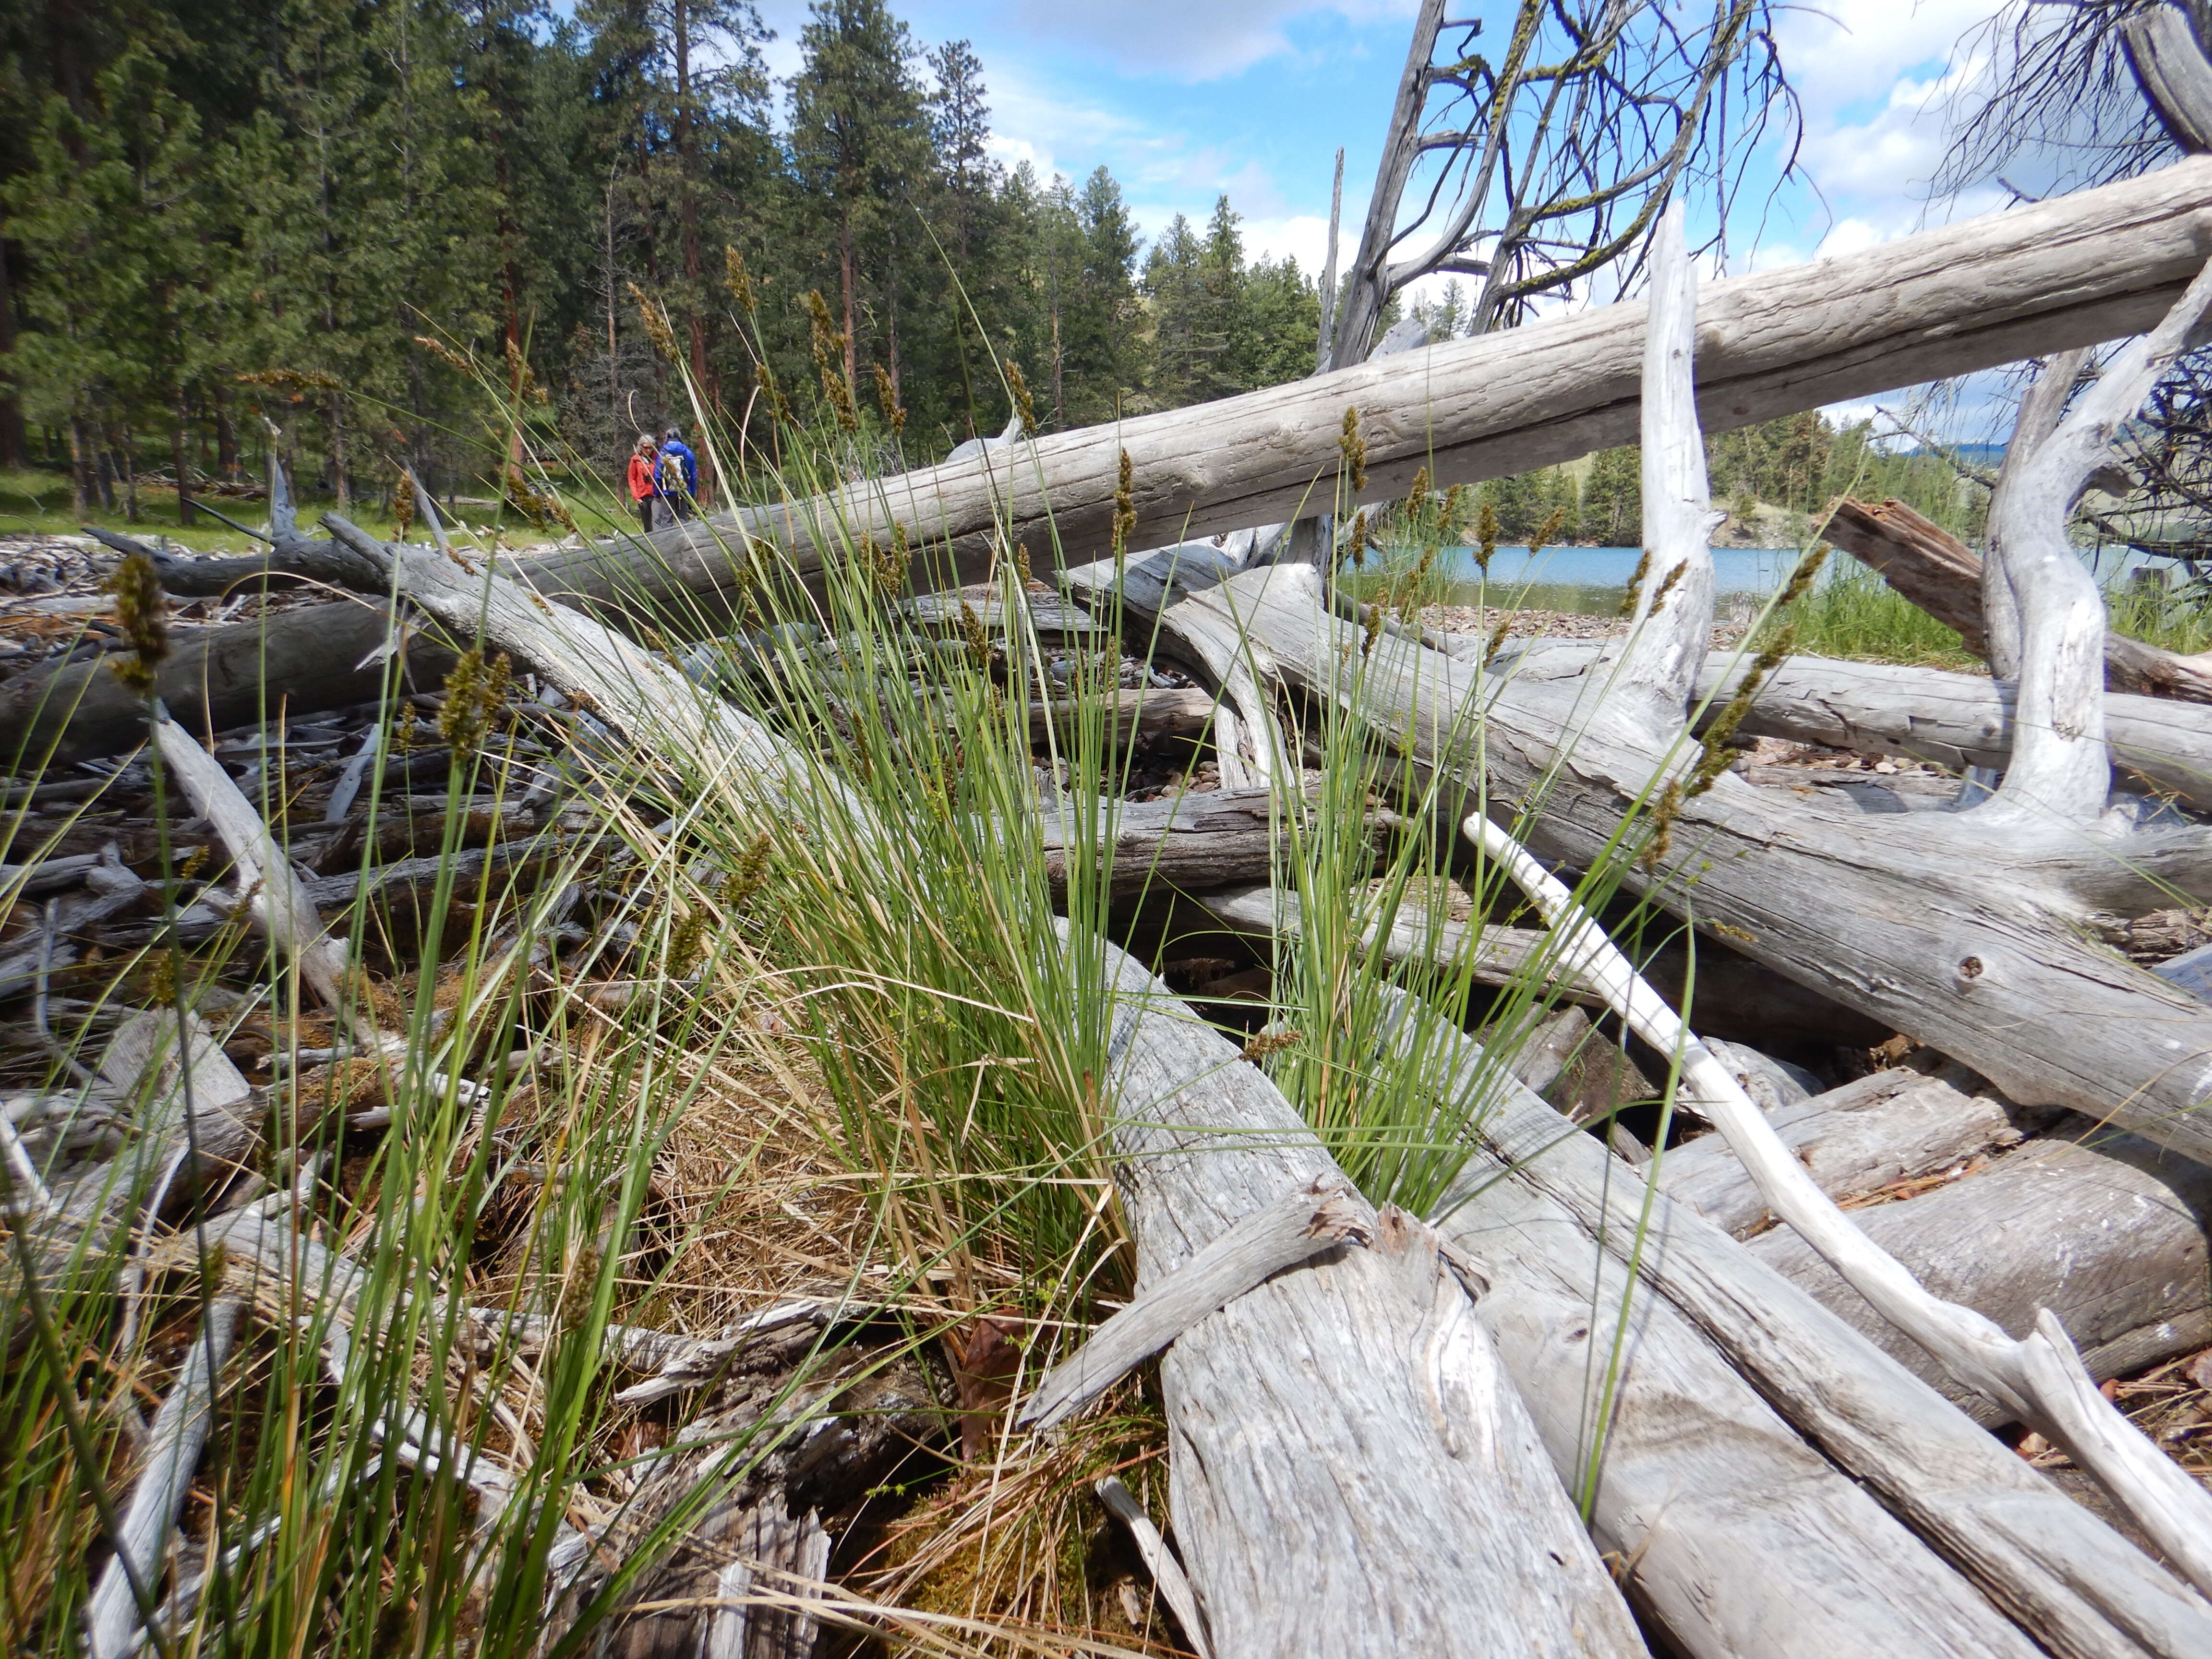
[1405,544,1812,615]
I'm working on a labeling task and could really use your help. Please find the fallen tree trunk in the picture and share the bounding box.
[1654,1067,2027,1236]
[1041,789,1332,899]
[1826,497,2212,703]
[1693,652,2212,811]
[17,161,2212,766]
[1430,1015,2212,1658]
[1491,641,2212,813]
[1078,927,1647,1657]
[1748,1123,2212,1424]
[1195,882,1890,1046]
[0,599,455,771]
[1029,686,1215,747]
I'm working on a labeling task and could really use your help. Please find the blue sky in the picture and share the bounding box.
[754,0,2015,281]
[748,0,2027,434]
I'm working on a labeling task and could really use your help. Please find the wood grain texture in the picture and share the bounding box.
[1386,1000,2048,1659]
[1455,1039,2212,1659]
[1676,651,2212,813]
[1081,926,1647,1658]
[1749,1125,2212,1422]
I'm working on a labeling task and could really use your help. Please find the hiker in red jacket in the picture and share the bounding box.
[626,436,660,533]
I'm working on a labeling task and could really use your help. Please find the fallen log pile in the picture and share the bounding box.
[17,159,2212,1659]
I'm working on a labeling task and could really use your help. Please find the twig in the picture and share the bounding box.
[1094,1477,1212,1659]
[84,1296,242,1659]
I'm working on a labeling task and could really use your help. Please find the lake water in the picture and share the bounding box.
[1414,545,1812,615]
[1402,541,2166,617]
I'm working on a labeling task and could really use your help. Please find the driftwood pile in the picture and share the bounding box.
[20,155,2212,1658]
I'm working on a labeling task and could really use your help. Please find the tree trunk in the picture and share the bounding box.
[1827,497,2212,703]
[170,398,196,528]
[0,236,27,470]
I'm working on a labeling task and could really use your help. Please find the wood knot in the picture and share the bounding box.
[1957,955,1985,981]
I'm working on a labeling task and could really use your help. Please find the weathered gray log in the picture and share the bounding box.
[1028,685,1216,747]
[1685,651,2212,812]
[1380,1000,2050,1658]
[2127,3,2212,157]
[1045,790,1347,899]
[1429,1019,2212,1658]
[1178,562,2212,1165]
[0,598,455,770]
[1655,1068,2024,1237]
[82,523,390,597]
[1827,497,2212,704]
[1081,926,1645,1657]
[19,161,2212,767]
[1196,882,1888,1045]
[1489,637,2212,812]
[1749,1124,2212,1424]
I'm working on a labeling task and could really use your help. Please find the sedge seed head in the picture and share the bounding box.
[1005,358,1038,439]
[723,246,758,314]
[1531,507,1567,555]
[1620,549,1653,615]
[1475,502,1501,575]
[628,283,681,364]
[107,552,168,694]
[873,364,907,437]
[437,648,512,759]
[1340,406,1369,494]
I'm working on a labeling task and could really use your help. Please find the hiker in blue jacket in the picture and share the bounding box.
[661,428,699,519]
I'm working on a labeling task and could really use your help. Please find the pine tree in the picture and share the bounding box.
[1143,214,1211,409]
[789,0,932,408]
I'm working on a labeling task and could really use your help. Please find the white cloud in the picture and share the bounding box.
[998,0,1415,81]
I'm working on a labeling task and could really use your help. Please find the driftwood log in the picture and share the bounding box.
[1425,1013,2212,1659]
[1077,927,1646,1657]
[15,160,2212,765]
[363,498,1653,1655]
[1195,882,1889,1046]
[1655,1067,2028,1236]
[1492,639,2212,813]
[1375,996,2058,1659]
[1827,497,2212,703]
